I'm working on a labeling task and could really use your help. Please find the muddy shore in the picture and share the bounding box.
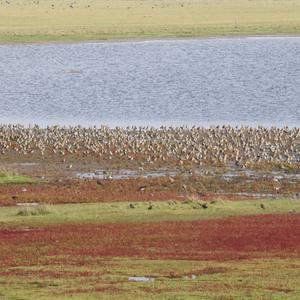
[1,125,299,205]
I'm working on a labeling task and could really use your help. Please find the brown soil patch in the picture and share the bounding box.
[0,177,183,206]
[1,172,299,206]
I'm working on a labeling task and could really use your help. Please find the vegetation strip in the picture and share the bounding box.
[1,214,300,267]
[1,258,300,299]
[0,198,299,228]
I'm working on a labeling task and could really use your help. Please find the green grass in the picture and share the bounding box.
[1,257,300,299]
[0,173,35,184]
[0,198,299,228]
[0,0,300,43]
[1,198,299,299]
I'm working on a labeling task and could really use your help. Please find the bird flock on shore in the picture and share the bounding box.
[0,125,299,168]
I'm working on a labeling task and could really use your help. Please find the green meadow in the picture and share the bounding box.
[0,198,299,228]
[0,0,300,43]
[1,258,300,300]
[1,198,300,299]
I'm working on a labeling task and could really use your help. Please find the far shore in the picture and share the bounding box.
[0,32,300,46]
[1,0,299,44]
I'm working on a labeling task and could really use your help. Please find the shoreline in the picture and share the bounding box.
[0,123,299,129]
[0,33,300,46]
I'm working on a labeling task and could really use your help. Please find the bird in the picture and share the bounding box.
[0,124,298,171]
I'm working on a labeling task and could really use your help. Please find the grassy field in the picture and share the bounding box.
[1,198,300,299]
[1,258,299,299]
[0,0,300,43]
[0,198,299,228]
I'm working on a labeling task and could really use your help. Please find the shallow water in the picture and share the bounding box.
[77,169,178,180]
[0,37,299,127]
[76,167,300,181]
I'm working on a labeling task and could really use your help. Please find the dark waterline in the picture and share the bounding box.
[0,36,299,127]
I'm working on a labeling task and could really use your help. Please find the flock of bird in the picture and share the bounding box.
[0,124,299,168]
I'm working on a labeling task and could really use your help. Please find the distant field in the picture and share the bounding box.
[0,0,300,42]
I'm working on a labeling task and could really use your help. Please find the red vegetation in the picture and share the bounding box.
[0,178,183,206]
[1,214,300,268]
[0,176,290,206]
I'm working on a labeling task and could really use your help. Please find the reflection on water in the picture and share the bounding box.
[0,37,299,127]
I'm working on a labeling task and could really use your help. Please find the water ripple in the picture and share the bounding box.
[0,37,299,127]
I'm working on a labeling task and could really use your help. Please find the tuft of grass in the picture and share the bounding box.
[16,204,52,216]
[0,172,35,184]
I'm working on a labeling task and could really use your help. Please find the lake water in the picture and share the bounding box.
[0,37,299,127]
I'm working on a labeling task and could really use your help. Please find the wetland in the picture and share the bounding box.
[1,10,300,298]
